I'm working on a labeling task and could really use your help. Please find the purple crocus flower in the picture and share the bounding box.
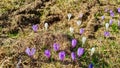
[25,47,36,57]
[104,31,110,37]
[77,47,84,57]
[118,8,120,13]
[110,12,114,17]
[59,51,65,61]
[80,28,84,35]
[44,50,51,58]
[110,10,113,13]
[53,43,59,51]
[71,52,76,61]
[101,15,105,20]
[110,13,114,17]
[89,63,93,68]
[109,10,114,17]
[109,19,113,25]
[32,24,38,32]
[72,39,77,48]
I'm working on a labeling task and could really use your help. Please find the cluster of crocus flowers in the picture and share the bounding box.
[71,39,84,61]
[32,24,38,32]
[29,7,120,67]
[25,47,36,57]
[43,39,85,61]
[102,8,120,37]
[44,43,65,61]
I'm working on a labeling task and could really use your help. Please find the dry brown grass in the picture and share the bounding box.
[0,0,120,68]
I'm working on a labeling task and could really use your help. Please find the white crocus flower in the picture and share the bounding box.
[70,27,74,33]
[44,23,48,30]
[105,23,109,30]
[90,47,95,56]
[76,20,82,26]
[68,13,72,21]
[82,36,86,46]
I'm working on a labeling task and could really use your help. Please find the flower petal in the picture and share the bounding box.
[30,48,36,56]
[25,47,30,56]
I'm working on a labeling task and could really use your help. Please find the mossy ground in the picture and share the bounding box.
[0,0,120,68]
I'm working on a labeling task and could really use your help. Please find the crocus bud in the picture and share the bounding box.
[32,24,38,32]
[77,47,84,57]
[44,50,51,58]
[80,28,84,35]
[72,39,77,48]
[82,36,86,45]
[104,31,110,37]
[71,52,76,61]
[109,19,113,25]
[53,43,59,51]
[101,15,105,20]
[105,23,109,30]
[44,23,48,30]
[70,27,74,33]
[25,47,36,57]
[68,13,72,21]
[59,51,65,61]
[76,20,82,26]
[89,63,94,68]
[90,47,95,56]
